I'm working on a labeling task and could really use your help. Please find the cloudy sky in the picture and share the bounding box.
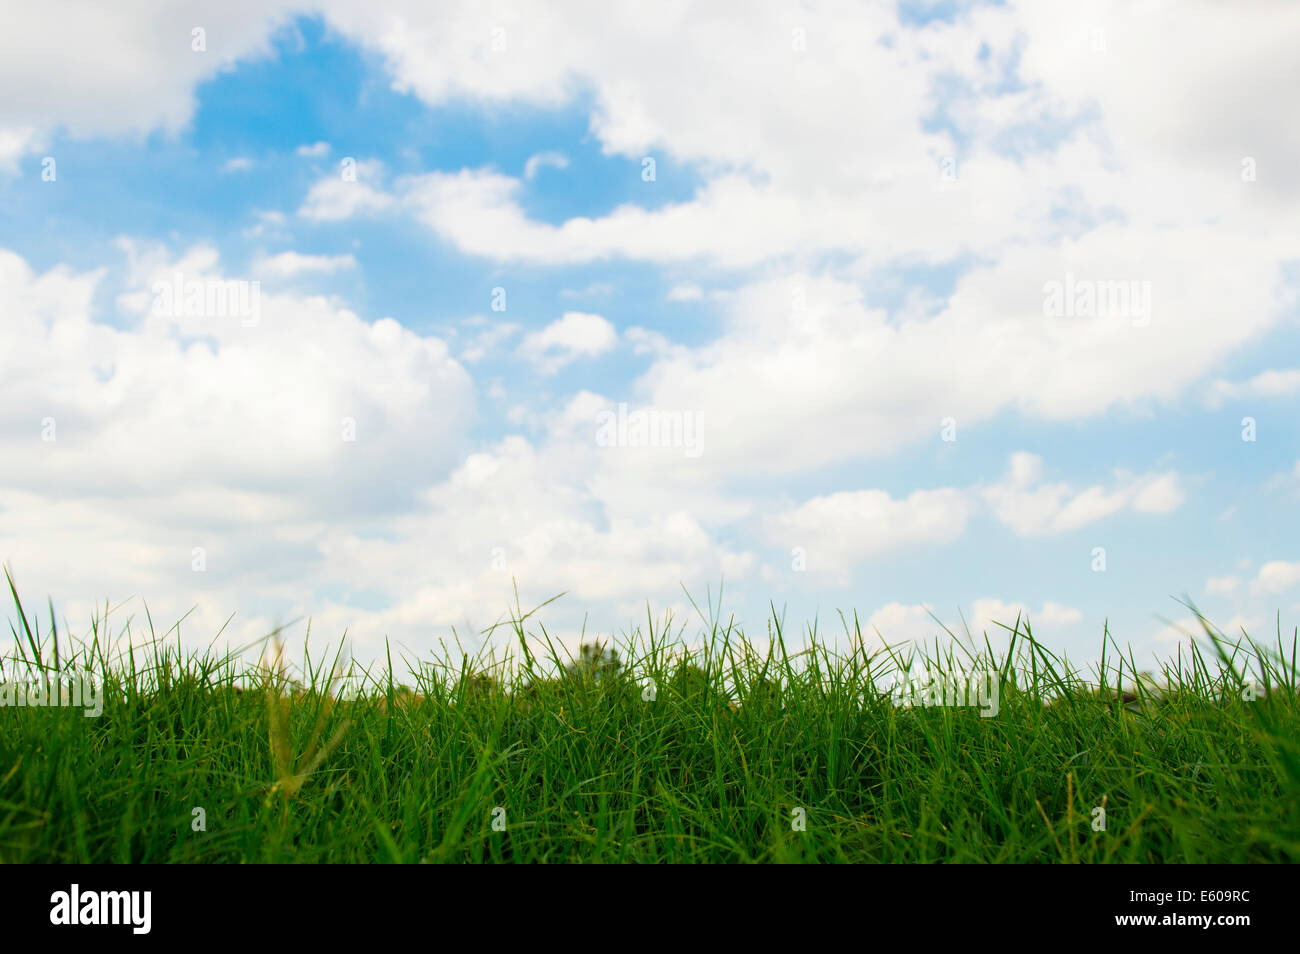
[1,0,1297,670]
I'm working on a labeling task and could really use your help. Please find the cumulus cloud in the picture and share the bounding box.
[0,243,475,645]
[517,312,618,374]
[289,2,1300,479]
[984,453,1184,536]
[763,450,1187,585]
[1250,561,1300,596]
[298,159,394,221]
[298,433,757,652]
[0,244,752,657]
[0,1,300,155]
[305,2,1300,260]
[768,488,971,582]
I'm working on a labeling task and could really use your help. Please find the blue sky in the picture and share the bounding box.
[1,1,1297,671]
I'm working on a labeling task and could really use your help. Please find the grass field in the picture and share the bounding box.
[2,574,1297,863]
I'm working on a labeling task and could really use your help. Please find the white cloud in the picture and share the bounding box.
[296,141,331,157]
[0,240,485,652]
[984,454,1183,536]
[320,0,943,190]
[222,157,255,173]
[1205,575,1240,597]
[458,318,521,363]
[517,312,618,374]
[761,453,1184,580]
[263,4,1298,487]
[620,255,1287,481]
[298,433,757,651]
[866,603,941,647]
[10,2,1300,267]
[0,2,299,158]
[393,167,1040,269]
[288,2,1300,486]
[1205,369,1300,407]
[305,1,1300,274]
[252,251,357,277]
[0,242,754,657]
[969,599,1084,632]
[866,598,1084,649]
[2,241,474,512]
[667,285,704,302]
[244,3,1300,507]
[298,160,395,221]
[624,327,684,361]
[1250,561,1300,596]
[523,150,568,179]
[0,126,39,174]
[768,488,971,582]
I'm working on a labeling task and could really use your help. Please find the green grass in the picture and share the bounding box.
[1,572,1297,863]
